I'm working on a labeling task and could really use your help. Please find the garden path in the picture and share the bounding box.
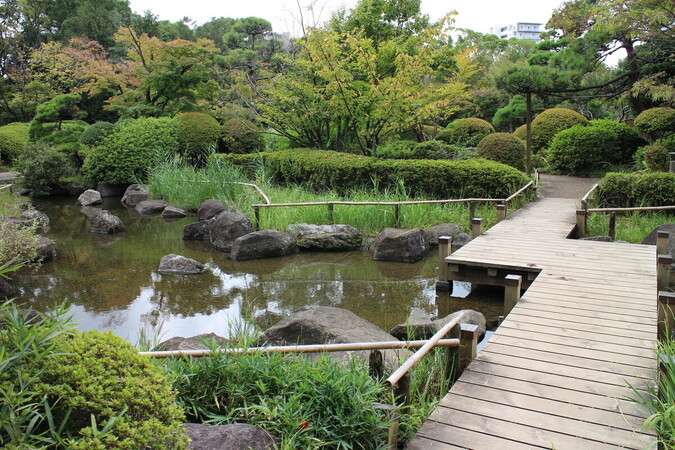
[408,188,658,449]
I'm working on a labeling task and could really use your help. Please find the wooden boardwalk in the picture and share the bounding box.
[409,197,658,449]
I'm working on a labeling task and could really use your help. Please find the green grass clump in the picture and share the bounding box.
[586,211,675,243]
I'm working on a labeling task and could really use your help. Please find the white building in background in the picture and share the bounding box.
[489,22,544,42]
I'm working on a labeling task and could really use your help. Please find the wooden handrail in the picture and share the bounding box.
[580,183,599,206]
[587,205,675,213]
[504,181,534,203]
[140,338,460,359]
[251,198,505,208]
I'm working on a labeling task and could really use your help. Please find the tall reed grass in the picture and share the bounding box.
[586,210,675,243]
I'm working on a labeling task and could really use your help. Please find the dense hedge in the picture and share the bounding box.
[79,121,115,147]
[596,172,675,207]
[82,117,178,185]
[376,140,464,160]
[588,119,646,163]
[634,107,675,142]
[476,132,526,171]
[517,108,587,152]
[222,149,529,198]
[437,118,494,146]
[0,122,30,162]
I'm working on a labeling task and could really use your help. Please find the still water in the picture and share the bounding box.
[13,196,503,345]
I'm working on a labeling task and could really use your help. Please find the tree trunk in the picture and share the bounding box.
[525,92,532,176]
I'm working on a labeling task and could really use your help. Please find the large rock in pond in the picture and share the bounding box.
[371,228,429,263]
[158,254,204,275]
[209,210,253,252]
[288,223,364,251]
[197,199,227,221]
[121,184,150,207]
[36,236,56,262]
[451,232,472,251]
[161,206,187,218]
[76,189,102,206]
[183,219,214,241]
[155,333,226,351]
[230,230,296,261]
[135,199,168,215]
[261,305,411,369]
[184,423,278,450]
[90,210,125,234]
[21,209,50,228]
[0,278,20,299]
[390,308,486,341]
[425,223,462,247]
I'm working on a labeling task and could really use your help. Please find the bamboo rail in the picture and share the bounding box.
[504,180,534,203]
[176,179,271,204]
[580,182,599,210]
[587,205,675,213]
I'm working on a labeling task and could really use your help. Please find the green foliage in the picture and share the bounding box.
[221,119,265,154]
[37,330,188,449]
[0,123,30,163]
[165,349,388,448]
[596,172,675,207]
[588,119,647,163]
[29,94,85,141]
[634,107,675,142]
[0,214,40,268]
[492,95,526,131]
[376,139,464,160]
[643,144,670,172]
[15,142,74,196]
[175,112,221,164]
[82,117,178,185]
[225,148,529,199]
[437,118,495,146]
[513,124,527,142]
[476,132,526,171]
[34,120,89,165]
[528,108,588,152]
[79,122,114,147]
[587,210,674,244]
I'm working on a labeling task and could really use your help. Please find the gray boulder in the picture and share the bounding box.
[643,224,675,255]
[161,206,188,218]
[209,210,253,252]
[289,223,364,251]
[36,236,56,262]
[261,305,411,369]
[425,223,463,247]
[184,423,278,450]
[390,308,486,341]
[0,278,20,299]
[91,210,125,234]
[121,184,150,207]
[371,228,429,263]
[21,209,50,228]
[197,199,227,221]
[230,230,296,261]
[155,333,226,351]
[76,189,102,206]
[135,199,168,215]
[158,254,204,275]
[451,232,472,251]
[183,219,214,241]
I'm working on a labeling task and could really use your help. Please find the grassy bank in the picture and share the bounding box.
[586,210,674,243]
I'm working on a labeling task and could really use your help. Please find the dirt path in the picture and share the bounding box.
[537,173,598,199]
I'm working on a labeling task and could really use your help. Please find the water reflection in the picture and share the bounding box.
[13,196,504,344]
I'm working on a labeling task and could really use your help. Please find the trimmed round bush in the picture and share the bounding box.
[634,107,675,142]
[525,108,587,152]
[176,112,221,162]
[513,124,527,142]
[222,118,264,154]
[437,118,494,146]
[643,144,670,172]
[37,331,188,449]
[82,117,178,185]
[476,133,526,171]
[79,121,115,147]
[587,119,646,164]
[548,124,619,176]
[0,122,30,162]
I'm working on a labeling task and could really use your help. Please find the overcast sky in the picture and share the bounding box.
[127,0,564,36]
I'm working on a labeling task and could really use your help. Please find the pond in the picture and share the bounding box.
[13,196,504,345]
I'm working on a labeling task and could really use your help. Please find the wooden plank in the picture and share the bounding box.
[517,294,657,317]
[522,287,658,311]
[411,424,533,449]
[514,301,656,326]
[505,309,655,335]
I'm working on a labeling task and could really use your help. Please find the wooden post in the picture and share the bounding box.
[576,209,587,238]
[254,206,260,231]
[657,231,670,255]
[659,353,675,403]
[327,203,334,224]
[392,372,411,413]
[670,152,675,173]
[394,204,400,227]
[658,254,672,291]
[369,350,384,379]
[608,212,616,240]
[455,323,479,379]
[471,218,483,238]
[658,291,675,341]
[504,274,522,317]
[496,204,507,222]
[469,201,476,225]
[436,236,452,291]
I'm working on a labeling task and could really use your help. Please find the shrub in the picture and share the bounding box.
[0,122,30,163]
[634,107,675,142]
[643,144,670,172]
[528,108,587,152]
[224,148,530,198]
[175,112,221,164]
[79,121,115,147]
[513,124,527,142]
[0,216,40,267]
[589,119,646,164]
[596,172,675,207]
[476,132,526,171]
[15,142,74,196]
[221,118,264,154]
[36,331,188,449]
[82,117,178,185]
[35,120,88,166]
[376,139,416,158]
[436,118,494,146]
[376,140,459,160]
[548,124,622,176]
